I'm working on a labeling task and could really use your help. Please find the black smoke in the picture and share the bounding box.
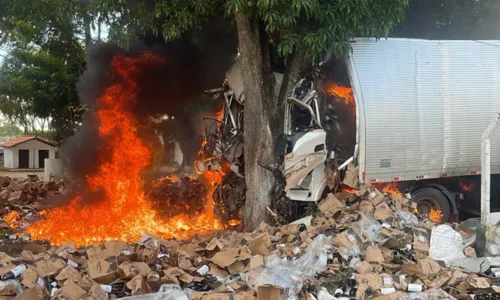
[61,18,237,188]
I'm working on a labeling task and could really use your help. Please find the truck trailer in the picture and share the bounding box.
[200,38,500,222]
[337,38,500,221]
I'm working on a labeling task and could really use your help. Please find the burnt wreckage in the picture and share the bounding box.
[197,59,348,221]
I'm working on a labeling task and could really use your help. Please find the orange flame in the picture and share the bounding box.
[382,183,402,197]
[460,180,474,192]
[323,82,354,105]
[25,53,229,246]
[342,185,356,194]
[429,208,444,223]
[152,174,179,188]
[4,211,21,229]
[194,107,226,183]
[215,109,224,122]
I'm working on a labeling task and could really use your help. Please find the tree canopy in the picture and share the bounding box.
[0,44,86,140]
[100,0,409,60]
[0,0,102,141]
[0,122,22,137]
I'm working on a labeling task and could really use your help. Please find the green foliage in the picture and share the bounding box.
[0,0,98,141]
[250,0,409,60]
[0,0,106,47]
[100,0,218,45]
[0,45,86,141]
[98,0,408,61]
[0,123,22,137]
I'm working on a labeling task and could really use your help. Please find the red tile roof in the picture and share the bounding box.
[1,136,57,148]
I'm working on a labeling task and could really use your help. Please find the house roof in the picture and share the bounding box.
[1,136,57,148]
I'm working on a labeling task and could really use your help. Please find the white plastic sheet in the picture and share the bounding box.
[429,225,497,273]
[243,234,332,296]
[429,225,465,265]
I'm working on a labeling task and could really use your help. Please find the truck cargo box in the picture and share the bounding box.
[347,38,500,184]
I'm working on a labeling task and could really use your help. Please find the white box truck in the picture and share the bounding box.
[200,38,500,222]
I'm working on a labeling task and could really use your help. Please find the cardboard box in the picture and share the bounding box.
[249,233,271,256]
[318,194,345,218]
[13,286,45,300]
[126,274,151,295]
[35,257,66,277]
[85,284,108,300]
[55,265,82,282]
[342,163,359,188]
[355,274,383,289]
[56,281,87,300]
[206,238,225,251]
[86,247,107,261]
[365,245,385,263]
[246,255,264,271]
[412,228,430,253]
[87,256,119,284]
[356,261,373,274]
[417,257,441,276]
[104,240,130,257]
[257,285,285,300]
[78,275,98,291]
[210,252,237,268]
[119,261,151,279]
[20,267,38,288]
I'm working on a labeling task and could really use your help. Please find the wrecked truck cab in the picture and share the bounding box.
[283,78,329,202]
[199,59,330,203]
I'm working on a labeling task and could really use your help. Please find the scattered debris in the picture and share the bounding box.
[0,180,499,299]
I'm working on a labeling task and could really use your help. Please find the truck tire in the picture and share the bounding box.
[411,187,451,223]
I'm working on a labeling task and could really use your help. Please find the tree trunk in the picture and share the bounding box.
[84,14,92,46]
[97,21,102,43]
[234,12,283,230]
[97,14,102,43]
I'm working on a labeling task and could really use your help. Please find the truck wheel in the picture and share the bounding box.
[411,187,451,223]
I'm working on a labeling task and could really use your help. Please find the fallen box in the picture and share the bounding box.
[86,284,108,300]
[13,286,46,300]
[257,285,286,300]
[55,281,87,300]
[126,274,151,295]
[87,256,119,284]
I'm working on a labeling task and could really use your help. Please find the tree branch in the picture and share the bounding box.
[278,48,308,107]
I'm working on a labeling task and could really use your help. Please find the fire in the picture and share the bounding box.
[323,82,354,105]
[381,183,402,197]
[429,208,444,223]
[460,180,474,192]
[152,174,179,188]
[4,211,21,229]
[194,107,226,184]
[25,53,232,246]
[215,108,224,122]
[342,185,356,194]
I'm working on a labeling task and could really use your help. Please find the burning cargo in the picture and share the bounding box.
[23,47,239,246]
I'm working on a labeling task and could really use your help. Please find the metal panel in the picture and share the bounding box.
[347,38,500,183]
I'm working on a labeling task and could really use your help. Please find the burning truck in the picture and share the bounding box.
[198,38,500,223]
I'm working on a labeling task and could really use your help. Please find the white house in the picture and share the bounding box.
[1,136,57,169]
